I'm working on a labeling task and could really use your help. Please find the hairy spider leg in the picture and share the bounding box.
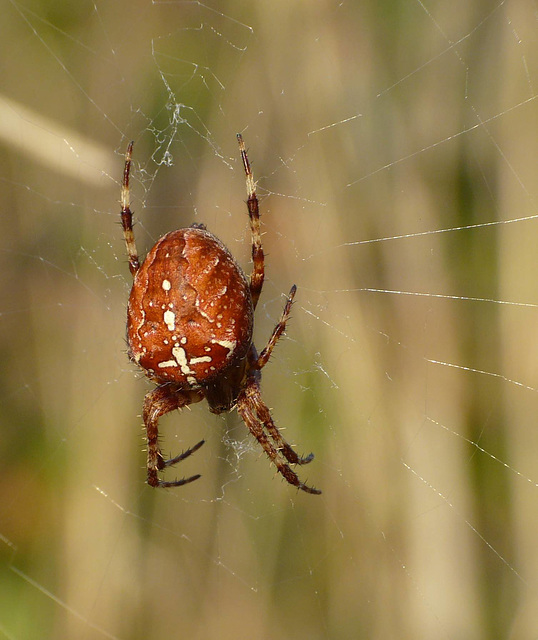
[246,285,314,465]
[121,141,140,277]
[255,284,297,370]
[247,383,314,466]
[237,134,264,310]
[121,138,321,495]
[236,385,321,495]
[142,385,204,488]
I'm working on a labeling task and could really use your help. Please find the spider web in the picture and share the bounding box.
[0,1,537,638]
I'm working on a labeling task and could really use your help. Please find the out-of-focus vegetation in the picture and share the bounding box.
[0,1,537,638]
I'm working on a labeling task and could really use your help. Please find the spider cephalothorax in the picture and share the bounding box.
[120,135,320,494]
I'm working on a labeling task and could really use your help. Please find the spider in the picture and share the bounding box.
[120,135,321,495]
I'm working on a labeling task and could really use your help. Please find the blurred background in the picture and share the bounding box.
[0,1,537,638]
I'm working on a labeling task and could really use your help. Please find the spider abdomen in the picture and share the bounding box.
[127,227,253,387]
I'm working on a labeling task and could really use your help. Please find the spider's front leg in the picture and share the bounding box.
[120,141,141,277]
[254,284,297,371]
[142,385,204,488]
[237,134,264,310]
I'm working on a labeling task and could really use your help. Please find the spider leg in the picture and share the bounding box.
[163,438,205,467]
[248,383,314,466]
[249,287,313,464]
[255,284,297,371]
[236,384,321,495]
[237,134,264,310]
[142,384,204,488]
[121,141,141,277]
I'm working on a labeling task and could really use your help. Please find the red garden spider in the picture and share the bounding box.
[120,135,321,495]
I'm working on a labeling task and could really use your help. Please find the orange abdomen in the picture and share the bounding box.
[127,227,253,387]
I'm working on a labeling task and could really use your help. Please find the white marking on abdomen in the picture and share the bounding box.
[172,345,195,376]
[211,338,237,358]
[158,359,178,368]
[190,356,212,365]
[163,309,176,331]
